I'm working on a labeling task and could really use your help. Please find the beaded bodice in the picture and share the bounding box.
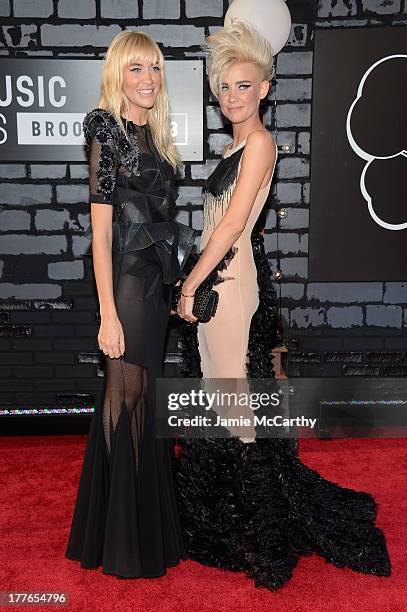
[83,108,196,282]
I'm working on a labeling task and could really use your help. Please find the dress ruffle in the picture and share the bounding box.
[175,232,391,590]
[84,218,196,284]
[111,219,196,284]
[176,437,391,591]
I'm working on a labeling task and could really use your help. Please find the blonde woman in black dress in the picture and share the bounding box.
[65,31,195,579]
[176,21,391,591]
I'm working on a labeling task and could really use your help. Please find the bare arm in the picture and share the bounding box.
[178,131,276,321]
[85,112,124,358]
[91,203,125,358]
[91,203,115,317]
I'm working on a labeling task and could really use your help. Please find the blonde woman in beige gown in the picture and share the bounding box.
[176,22,390,591]
[197,135,276,384]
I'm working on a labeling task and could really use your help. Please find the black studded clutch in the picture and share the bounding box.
[171,252,223,323]
[171,282,219,323]
[171,247,238,324]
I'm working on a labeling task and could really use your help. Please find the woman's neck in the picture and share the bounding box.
[231,116,265,147]
[123,104,148,126]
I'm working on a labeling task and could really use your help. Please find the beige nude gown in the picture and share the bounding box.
[197,137,278,381]
[196,136,278,440]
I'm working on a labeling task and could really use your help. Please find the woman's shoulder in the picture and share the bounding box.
[83,107,113,128]
[83,108,144,174]
[246,129,275,149]
[244,129,277,162]
[82,107,119,144]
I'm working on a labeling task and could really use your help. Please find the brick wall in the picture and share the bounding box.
[271,0,407,376]
[0,0,406,411]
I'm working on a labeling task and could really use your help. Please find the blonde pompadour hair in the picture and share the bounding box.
[98,30,181,169]
[204,20,275,99]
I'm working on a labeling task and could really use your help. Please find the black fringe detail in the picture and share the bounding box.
[202,147,244,199]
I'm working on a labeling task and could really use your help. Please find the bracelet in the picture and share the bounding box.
[181,292,195,298]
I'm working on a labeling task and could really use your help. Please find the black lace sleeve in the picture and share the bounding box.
[83,109,118,205]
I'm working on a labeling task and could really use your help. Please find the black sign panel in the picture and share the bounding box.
[0,59,101,161]
[309,27,407,282]
[0,58,203,162]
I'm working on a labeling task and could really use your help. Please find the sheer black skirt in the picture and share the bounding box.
[65,248,185,578]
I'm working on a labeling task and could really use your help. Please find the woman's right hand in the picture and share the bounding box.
[98,314,125,359]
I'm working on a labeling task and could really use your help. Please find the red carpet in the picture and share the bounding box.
[0,435,406,612]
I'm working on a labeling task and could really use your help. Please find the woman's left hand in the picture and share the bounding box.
[177,284,198,323]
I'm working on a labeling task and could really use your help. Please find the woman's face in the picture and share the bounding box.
[218,61,269,125]
[122,58,161,111]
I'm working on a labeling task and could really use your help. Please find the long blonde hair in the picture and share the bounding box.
[204,20,275,99]
[98,30,181,169]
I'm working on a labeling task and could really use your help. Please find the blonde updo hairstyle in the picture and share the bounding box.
[205,20,275,100]
[98,30,181,169]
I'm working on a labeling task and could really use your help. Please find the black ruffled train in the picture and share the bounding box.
[175,231,391,591]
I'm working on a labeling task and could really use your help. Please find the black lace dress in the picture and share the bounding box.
[175,147,391,591]
[65,108,195,578]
